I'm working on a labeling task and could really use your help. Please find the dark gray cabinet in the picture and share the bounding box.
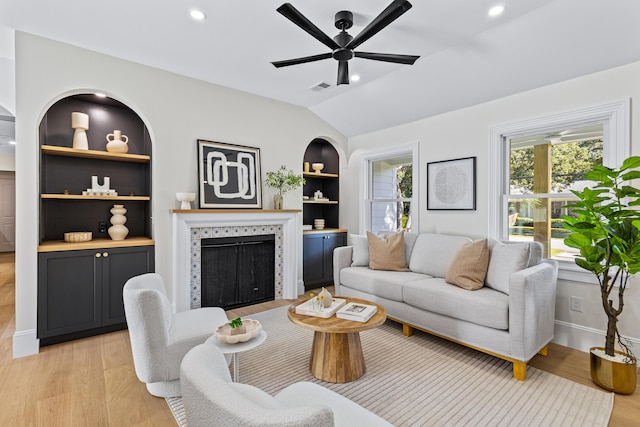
[38,245,154,343]
[303,231,346,289]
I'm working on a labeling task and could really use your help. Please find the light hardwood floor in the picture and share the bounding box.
[0,252,637,426]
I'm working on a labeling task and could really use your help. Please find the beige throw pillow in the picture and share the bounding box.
[445,239,490,290]
[367,231,409,271]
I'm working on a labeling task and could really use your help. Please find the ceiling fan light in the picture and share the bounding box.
[488,5,505,17]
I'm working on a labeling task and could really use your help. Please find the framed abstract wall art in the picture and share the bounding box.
[427,156,476,210]
[197,140,262,209]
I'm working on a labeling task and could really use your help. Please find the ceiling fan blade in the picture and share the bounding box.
[271,52,332,68]
[354,51,419,64]
[277,3,340,50]
[337,61,349,85]
[346,0,413,50]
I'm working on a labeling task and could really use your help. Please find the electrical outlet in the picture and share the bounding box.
[570,296,583,312]
[98,221,107,233]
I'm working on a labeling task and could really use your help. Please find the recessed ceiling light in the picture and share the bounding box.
[95,93,107,98]
[488,5,505,17]
[350,74,361,82]
[9,141,16,145]
[190,9,207,21]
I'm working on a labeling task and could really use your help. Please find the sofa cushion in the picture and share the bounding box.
[367,232,409,271]
[350,234,369,267]
[445,239,490,290]
[351,232,418,267]
[409,233,472,278]
[485,242,531,294]
[403,278,509,330]
[340,267,427,302]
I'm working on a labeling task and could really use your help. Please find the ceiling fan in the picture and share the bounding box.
[271,1,420,85]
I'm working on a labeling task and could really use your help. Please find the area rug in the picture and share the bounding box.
[167,306,613,426]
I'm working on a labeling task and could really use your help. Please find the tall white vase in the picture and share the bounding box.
[108,204,129,240]
[71,112,89,150]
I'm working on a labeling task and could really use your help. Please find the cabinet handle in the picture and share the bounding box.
[103,252,109,257]
[95,253,101,258]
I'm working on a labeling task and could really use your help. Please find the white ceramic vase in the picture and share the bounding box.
[108,204,129,240]
[71,112,89,150]
[106,130,129,153]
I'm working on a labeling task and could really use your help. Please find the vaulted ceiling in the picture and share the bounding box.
[1,0,640,137]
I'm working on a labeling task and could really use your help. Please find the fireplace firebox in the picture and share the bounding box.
[200,235,276,309]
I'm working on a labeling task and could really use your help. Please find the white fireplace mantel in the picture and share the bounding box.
[172,209,302,312]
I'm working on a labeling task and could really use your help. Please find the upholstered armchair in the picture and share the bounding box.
[123,273,229,397]
[180,342,393,427]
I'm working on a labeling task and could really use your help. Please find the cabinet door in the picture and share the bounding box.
[303,233,326,286]
[38,250,101,338]
[101,246,155,326]
[323,232,347,280]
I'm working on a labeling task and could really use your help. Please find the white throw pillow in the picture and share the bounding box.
[350,234,369,267]
[485,243,531,294]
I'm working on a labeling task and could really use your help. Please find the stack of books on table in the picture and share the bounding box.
[336,302,377,323]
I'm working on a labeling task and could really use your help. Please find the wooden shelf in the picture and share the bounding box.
[38,237,155,252]
[303,172,339,178]
[41,145,150,163]
[41,194,150,201]
[303,228,348,234]
[303,200,338,204]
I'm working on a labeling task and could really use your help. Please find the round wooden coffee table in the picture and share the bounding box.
[287,297,386,383]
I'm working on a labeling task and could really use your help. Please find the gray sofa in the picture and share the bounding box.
[333,233,558,380]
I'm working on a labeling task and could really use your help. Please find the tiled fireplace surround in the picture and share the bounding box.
[172,210,302,312]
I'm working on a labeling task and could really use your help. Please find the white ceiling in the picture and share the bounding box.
[1,0,640,138]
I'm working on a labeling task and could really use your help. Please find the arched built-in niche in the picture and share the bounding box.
[37,93,155,346]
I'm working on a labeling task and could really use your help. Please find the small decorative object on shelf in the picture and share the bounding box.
[314,218,325,230]
[304,161,310,173]
[83,176,117,196]
[214,318,262,344]
[176,192,196,209]
[265,165,305,210]
[71,112,89,150]
[64,231,92,243]
[106,129,129,153]
[336,302,378,323]
[108,204,129,240]
[311,162,324,173]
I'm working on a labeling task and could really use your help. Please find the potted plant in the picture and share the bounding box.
[265,165,305,209]
[563,156,640,394]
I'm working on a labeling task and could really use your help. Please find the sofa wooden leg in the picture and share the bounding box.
[402,324,413,337]
[538,345,549,356]
[513,361,526,381]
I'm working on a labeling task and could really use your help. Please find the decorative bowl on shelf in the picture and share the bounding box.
[176,192,196,209]
[311,163,324,173]
[64,231,92,243]
[214,319,262,344]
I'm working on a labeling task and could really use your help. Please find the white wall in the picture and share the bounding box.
[13,32,346,357]
[346,61,640,353]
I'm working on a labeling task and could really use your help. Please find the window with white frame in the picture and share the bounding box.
[489,100,630,282]
[362,144,418,235]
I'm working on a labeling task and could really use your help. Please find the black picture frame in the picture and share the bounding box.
[427,156,476,210]
[197,139,262,209]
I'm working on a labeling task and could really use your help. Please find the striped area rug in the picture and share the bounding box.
[167,306,613,426]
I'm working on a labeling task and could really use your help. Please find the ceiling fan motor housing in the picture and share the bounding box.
[335,11,353,30]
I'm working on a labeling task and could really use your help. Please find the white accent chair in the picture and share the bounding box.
[123,273,229,398]
[180,342,393,427]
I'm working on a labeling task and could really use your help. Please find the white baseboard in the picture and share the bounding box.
[13,329,39,358]
[553,320,640,353]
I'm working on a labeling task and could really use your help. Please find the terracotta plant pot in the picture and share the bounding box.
[590,347,637,395]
